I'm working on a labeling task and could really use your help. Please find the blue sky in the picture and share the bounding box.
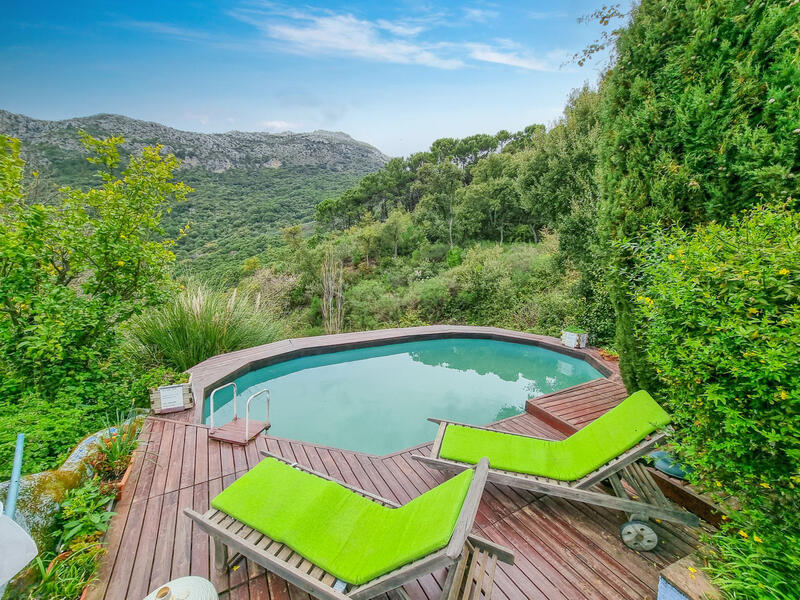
[3,1,612,156]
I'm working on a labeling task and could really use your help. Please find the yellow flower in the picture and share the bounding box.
[748,307,758,314]
[715,481,722,487]
[180,284,185,290]
[668,254,675,260]
[760,482,771,489]
[721,514,728,520]
[120,234,126,239]
[779,390,788,400]
[688,566,697,573]
[32,171,39,177]
[753,535,763,543]
[738,530,748,538]
[117,260,125,266]
[778,268,790,275]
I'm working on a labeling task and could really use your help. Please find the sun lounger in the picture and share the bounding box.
[413,390,699,551]
[184,452,513,599]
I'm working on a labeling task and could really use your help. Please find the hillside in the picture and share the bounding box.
[0,110,388,279]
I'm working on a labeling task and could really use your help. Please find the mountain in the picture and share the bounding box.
[0,110,388,279]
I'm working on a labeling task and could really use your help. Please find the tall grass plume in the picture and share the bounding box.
[124,281,284,372]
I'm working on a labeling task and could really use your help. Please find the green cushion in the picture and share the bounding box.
[439,390,670,481]
[211,457,473,585]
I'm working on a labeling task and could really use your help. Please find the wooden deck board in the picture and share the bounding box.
[87,377,700,600]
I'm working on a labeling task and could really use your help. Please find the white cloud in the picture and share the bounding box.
[467,44,552,71]
[242,11,464,69]
[375,19,425,37]
[463,8,499,22]
[119,5,562,74]
[259,119,301,131]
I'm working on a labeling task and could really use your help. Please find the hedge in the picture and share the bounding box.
[638,205,799,598]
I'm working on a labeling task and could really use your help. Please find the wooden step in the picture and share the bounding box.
[209,418,269,445]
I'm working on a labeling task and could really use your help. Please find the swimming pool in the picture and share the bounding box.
[203,337,602,455]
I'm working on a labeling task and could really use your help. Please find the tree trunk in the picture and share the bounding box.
[322,248,344,334]
[448,215,454,248]
[530,224,539,243]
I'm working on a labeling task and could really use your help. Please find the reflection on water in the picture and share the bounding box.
[205,338,601,455]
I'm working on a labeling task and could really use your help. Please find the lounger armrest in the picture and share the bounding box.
[258,450,400,507]
[445,457,489,560]
[467,534,515,565]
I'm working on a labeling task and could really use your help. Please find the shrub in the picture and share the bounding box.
[123,281,284,372]
[0,134,189,397]
[25,539,106,600]
[598,0,800,390]
[638,205,799,597]
[346,279,399,330]
[87,413,142,482]
[16,478,115,600]
[445,246,462,267]
[54,480,116,551]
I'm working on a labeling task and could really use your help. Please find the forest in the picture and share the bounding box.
[1,1,798,598]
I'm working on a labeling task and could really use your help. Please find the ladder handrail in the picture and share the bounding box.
[209,382,238,430]
[244,389,270,441]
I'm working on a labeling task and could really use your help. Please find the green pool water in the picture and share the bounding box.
[203,338,602,455]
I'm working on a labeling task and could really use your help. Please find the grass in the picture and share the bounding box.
[123,281,284,372]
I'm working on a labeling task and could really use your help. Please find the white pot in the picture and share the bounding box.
[561,331,588,349]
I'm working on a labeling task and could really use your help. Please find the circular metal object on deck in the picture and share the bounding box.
[620,520,658,551]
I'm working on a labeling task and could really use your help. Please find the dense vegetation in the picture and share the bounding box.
[637,205,798,598]
[167,166,366,283]
[302,86,612,341]
[598,0,800,391]
[0,135,187,478]
[597,0,799,595]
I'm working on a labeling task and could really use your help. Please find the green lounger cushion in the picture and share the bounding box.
[211,457,473,585]
[439,390,670,481]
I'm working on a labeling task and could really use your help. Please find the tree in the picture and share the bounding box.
[0,133,190,393]
[354,215,380,267]
[321,246,344,334]
[597,0,800,389]
[415,161,464,248]
[380,207,412,257]
[457,153,522,243]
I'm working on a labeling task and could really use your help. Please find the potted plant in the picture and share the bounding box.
[561,326,589,349]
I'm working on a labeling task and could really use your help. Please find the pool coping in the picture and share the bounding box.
[186,325,621,425]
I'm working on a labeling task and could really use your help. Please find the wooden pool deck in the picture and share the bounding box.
[87,376,705,600]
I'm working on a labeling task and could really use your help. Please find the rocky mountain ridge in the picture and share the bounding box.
[0,109,388,173]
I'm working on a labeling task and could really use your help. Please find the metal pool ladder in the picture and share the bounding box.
[208,382,271,445]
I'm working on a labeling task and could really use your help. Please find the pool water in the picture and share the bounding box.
[203,338,602,455]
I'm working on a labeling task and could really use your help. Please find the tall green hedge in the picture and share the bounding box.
[598,0,800,389]
[638,205,799,598]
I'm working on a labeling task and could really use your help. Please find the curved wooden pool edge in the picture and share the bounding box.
[184,325,622,426]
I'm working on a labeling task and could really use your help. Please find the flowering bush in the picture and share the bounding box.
[638,205,799,598]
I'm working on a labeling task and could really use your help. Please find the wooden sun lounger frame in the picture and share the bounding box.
[414,419,700,530]
[184,452,514,600]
